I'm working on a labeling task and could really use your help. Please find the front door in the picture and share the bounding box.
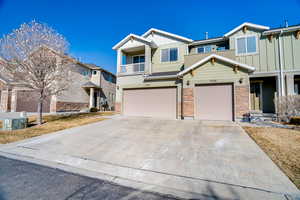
[250,82,262,111]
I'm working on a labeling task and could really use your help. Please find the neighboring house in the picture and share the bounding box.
[0,51,116,113]
[50,61,116,112]
[113,22,300,121]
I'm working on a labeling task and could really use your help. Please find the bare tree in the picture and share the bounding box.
[0,21,71,124]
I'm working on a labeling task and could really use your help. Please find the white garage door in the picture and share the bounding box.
[123,87,177,119]
[195,84,233,121]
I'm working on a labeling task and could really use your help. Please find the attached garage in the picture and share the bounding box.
[123,87,177,119]
[194,84,234,121]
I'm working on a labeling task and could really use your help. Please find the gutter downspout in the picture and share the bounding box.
[278,30,285,96]
[180,76,184,120]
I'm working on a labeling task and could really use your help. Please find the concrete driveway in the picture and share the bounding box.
[0,117,299,199]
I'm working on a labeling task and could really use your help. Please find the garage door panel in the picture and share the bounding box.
[195,84,233,121]
[123,88,177,119]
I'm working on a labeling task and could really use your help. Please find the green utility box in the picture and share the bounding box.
[2,117,28,131]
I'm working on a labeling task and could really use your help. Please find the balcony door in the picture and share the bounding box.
[132,55,145,72]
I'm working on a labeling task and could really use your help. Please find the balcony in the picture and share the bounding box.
[119,63,145,75]
[185,49,235,68]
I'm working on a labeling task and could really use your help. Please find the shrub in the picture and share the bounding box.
[290,116,300,125]
[89,107,98,112]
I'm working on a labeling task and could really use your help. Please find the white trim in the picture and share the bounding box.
[178,54,255,76]
[235,34,259,56]
[112,34,152,50]
[142,28,193,43]
[160,47,179,63]
[224,22,270,37]
[144,74,178,80]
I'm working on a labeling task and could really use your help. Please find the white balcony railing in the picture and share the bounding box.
[119,63,145,75]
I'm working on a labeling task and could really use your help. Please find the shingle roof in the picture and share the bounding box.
[81,81,99,88]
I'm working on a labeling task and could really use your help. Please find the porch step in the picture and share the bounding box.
[249,112,277,122]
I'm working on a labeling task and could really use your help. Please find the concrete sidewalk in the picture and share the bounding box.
[0,117,299,199]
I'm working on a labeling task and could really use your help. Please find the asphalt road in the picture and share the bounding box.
[0,156,180,200]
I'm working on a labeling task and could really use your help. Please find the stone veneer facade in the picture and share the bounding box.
[50,98,88,113]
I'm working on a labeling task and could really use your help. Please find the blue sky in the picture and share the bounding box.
[0,0,299,74]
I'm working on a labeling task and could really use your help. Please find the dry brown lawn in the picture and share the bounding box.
[0,112,114,144]
[243,126,300,189]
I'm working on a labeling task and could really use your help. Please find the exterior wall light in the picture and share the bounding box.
[239,78,243,84]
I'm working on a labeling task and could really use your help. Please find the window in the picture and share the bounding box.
[93,70,97,75]
[216,46,226,51]
[132,55,145,63]
[236,35,257,55]
[82,70,89,76]
[197,46,211,54]
[132,55,145,72]
[216,44,227,51]
[161,48,178,62]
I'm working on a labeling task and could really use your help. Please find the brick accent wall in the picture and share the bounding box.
[115,102,121,113]
[54,101,89,112]
[182,88,194,117]
[235,85,250,118]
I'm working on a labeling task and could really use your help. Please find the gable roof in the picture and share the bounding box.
[112,34,152,50]
[144,71,179,80]
[178,54,255,76]
[190,37,226,46]
[142,28,193,43]
[224,22,270,37]
[82,81,100,88]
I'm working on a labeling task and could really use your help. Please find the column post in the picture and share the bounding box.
[145,45,151,74]
[89,87,94,108]
[117,49,123,74]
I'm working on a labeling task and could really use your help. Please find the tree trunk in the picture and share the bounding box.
[37,98,43,125]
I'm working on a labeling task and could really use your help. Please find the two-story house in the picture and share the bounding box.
[113,22,300,121]
[0,48,116,113]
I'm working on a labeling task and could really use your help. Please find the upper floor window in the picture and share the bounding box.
[132,55,145,63]
[82,70,90,76]
[236,35,257,55]
[197,45,211,54]
[93,70,97,75]
[161,48,178,62]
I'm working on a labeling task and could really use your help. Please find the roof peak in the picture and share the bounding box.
[142,28,193,43]
[224,22,270,37]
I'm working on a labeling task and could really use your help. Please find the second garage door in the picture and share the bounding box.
[195,84,233,121]
[123,87,177,119]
